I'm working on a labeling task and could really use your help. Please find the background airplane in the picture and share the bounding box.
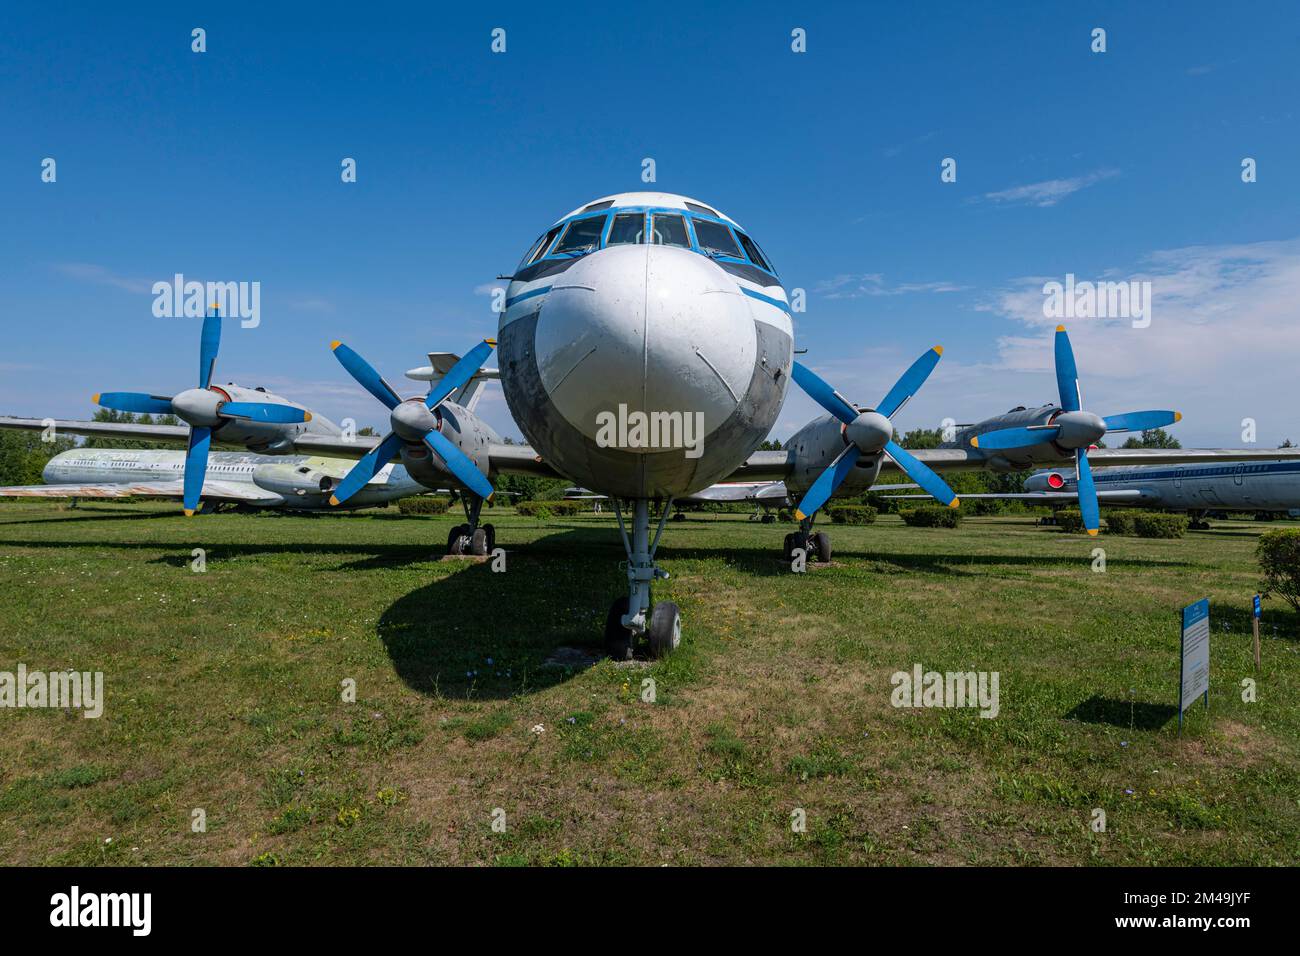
[0,447,425,511]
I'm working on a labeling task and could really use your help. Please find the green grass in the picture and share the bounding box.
[0,499,1297,866]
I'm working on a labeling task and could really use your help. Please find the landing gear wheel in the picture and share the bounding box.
[604,596,634,661]
[470,528,488,556]
[483,523,496,552]
[789,531,810,563]
[813,531,832,563]
[761,513,776,524]
[648,601,681,659]
[783,532,794,561]
[447,524,468,555]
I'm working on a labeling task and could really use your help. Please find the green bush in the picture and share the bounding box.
[966,498,1007,516]
[1054,509,1087,534]
[776,509,796,523]
[397,496,450,515]
[1104,511,1136,535]
[1257,528,1300,613]
[826,504,878,525]
[900,506,961,528]
[516,499,583,518]
[1133,513,1188,538]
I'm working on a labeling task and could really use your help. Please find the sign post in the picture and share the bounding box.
[1178,598,1210,735]
[1252,593,1262,671]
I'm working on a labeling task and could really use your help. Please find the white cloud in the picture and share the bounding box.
[816,274,968,300]
[51,262,153,295]
[980,168,1119,208]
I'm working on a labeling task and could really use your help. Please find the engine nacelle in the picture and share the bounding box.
[784,414,883,500]
[251,460,339,501]
[398,402,494,490]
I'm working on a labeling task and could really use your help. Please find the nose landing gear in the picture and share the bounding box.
[604,497,680,660]
[782,515,831,565]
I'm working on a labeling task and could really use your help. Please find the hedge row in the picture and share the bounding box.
[397,496,451,515]
[515,499,585,518]
[826,504,878,525]
[1258,528,1300,613]
[1054,509,1189,537]
[900,506,962,528]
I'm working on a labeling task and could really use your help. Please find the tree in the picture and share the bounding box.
[0,429,77,485]
[83,409,184,450]
[900,428,943,449]
[757,438,784,451]
[1280,439,1295,449]
[1121,428,1181,449]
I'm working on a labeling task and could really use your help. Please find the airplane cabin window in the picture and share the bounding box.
[552,216,605,255]
[693,219,742,259]
[735,231,773,272]
[606,212,645,245]
[650,214,690,247]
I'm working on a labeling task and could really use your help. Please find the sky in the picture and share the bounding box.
[2,1,1298,448]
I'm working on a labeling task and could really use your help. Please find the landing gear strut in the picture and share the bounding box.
[447,494,495,556]
[604,498,680,660]
[783,514,831,565]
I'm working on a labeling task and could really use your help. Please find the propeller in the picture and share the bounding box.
[791,346,960,519]
[327,339,496,506]
[970,325,1181,535]
[94,309,311,515]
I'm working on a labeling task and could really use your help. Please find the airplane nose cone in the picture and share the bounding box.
[171,388,222,426]
[846,411,892,452]
[1054,410,1107,448]
[390,399,438,443]
[533,244,757,451]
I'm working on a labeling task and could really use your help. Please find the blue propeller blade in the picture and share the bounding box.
[793,445,861,520]
[877,346,943,419]
[792,362,859,425]
[182,426,212,515]
[884,440,960,508]
[95,392,175,415]
[1053,326,1081,412]
[199,312,222,390]
[219,402,311,424]
[423,427,494,500]
[1102,409,1181,433]
[1075,448,1099,535]
[425,339,497,410]
[971,425,1059,451]
[331,341,402,410]
[330,431,405,506]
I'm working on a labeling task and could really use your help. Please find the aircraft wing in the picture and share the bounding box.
[0,478,279,503]
[0,416,190,445]
[880,490,1148,503]
[884,446,1300,473]
[684,481,789,504]
[486,443,566,479]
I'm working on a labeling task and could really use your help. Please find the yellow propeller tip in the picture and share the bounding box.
[932,345,943,356]
[1087,528,1099,536]
[183,509,196,517]
[949,498,961,508]
[330,340,341,350]
[1174,411,1182,422]
[794,510,807,521]
[92,393,100,404]
[1055,324,1067,332]
[303,411,313,422]
[329,495,340,506]
[970,436,980,448]
[484,338,497,346]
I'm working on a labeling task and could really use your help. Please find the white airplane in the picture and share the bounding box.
[0,448,425,511]
[10,192,1300,659]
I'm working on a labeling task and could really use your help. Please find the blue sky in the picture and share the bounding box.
[2,1,1298,446]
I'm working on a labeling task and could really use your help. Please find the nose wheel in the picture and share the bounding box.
[782,518,831,565]
[604,498,680,659]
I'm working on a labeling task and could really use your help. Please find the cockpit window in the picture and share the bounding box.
[693,219,742,259]
[649,213,690,248]
[735,231,774,272]
[552,216,605,256]
[606,212,645,245]
[521,226,561,267]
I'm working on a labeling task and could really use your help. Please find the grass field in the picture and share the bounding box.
[0,500,1297,866]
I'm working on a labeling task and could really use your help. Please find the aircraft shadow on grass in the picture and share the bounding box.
[1064,695,1179,731]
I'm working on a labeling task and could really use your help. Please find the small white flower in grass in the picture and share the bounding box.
[530,724,545,735]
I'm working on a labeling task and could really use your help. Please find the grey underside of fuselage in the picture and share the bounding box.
[499,310,791,499]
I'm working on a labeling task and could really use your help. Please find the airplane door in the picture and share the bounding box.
[1173,467,1183,489]
[1233,463,1245,486]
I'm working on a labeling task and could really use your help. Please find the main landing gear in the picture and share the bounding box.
[782,514,831,564]
[446,493,495,557]
[604,498,681,661]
